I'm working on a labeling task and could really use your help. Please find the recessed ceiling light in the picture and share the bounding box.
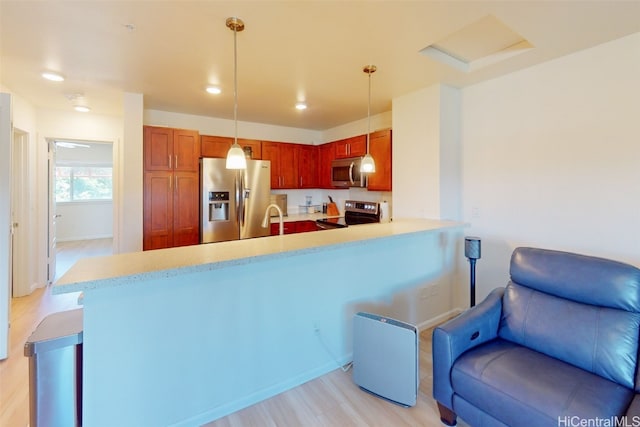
[74,105,91,113]
[42,71,65,82]
[295,102,307,110]
[206,86,221,95]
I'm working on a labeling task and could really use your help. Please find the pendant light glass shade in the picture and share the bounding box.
[360,153,375,173]
[225,17,247,170]
[360,65,376,174]
[226,142,246,169]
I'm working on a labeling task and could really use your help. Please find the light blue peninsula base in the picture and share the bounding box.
[54,219,462,426]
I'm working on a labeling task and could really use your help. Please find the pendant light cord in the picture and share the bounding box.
[233,25,238,145]
[367,69,371,152]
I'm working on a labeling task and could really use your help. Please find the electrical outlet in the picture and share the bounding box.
[313,323,320,333]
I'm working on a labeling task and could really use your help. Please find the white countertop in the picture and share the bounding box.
[53,218,463,295]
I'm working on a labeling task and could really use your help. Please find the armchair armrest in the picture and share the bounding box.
[432,287,504,409]
[626,394,640,418]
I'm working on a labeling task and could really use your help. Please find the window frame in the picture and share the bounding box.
[55,162,114,204]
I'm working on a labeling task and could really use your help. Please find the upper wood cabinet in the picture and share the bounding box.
[318,142,336,189]
[262,141,298,189]
[366,129,392,192]
[335,135,367,159]
[144,126,199,172]
[200,135,232,158]
[201,135,262,159]
[297,145,318,189]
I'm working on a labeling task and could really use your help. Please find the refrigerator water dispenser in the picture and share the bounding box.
[209,191,230,221]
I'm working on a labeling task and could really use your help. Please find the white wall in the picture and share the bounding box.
[321,111,392,142]
[121,93,143,253]
[462,32,640,304]
[392,84,462,221]
[391,83,464,314]
[144,109,322,144]
[56,202,113,241]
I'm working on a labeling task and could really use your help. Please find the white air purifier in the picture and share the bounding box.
[352,312,419,407]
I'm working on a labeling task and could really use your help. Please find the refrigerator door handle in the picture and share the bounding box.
[235,173,242,224]
[238,173,246,226]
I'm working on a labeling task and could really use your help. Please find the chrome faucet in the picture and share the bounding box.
[262,203,284,236]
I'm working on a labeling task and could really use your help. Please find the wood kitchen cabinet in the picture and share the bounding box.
[201,135,262,159]
[270,220,318,235]
[335,135,367,159]
[262,141,298,189]
[297,144,318,188]
[366,129,392,191]
[144,126,199,172]
[143,126,200,250]
[318,142,336,189]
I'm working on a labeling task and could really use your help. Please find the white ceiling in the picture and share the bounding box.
[1,1,639,130]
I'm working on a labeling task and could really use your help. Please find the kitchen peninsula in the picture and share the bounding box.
[55,219,462,427]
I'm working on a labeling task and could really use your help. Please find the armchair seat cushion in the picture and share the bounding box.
[452,339,634,427]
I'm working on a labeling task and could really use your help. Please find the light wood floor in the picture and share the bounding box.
[203,327,469,427]
[1,238,467,427]
[0,238,111,427]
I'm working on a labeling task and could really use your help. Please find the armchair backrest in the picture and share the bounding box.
[498,247,640,390]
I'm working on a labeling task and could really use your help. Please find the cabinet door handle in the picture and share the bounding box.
[175,155,178,169]
[168,155,172,169]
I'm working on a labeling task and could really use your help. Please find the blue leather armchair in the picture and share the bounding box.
[433,247,640,426]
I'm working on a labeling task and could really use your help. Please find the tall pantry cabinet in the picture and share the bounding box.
[143,126,200,250]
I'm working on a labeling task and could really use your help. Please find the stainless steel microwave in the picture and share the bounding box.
[331,157,366,188]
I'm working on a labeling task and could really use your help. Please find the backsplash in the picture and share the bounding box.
[271,188,392,217]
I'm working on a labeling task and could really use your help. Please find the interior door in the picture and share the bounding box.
[11,129,29,297]
[48,140,58,283]
[0,93,12,360]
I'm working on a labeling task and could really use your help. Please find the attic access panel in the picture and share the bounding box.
[421,14,534,73]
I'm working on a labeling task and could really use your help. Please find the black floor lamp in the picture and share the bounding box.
[464,237,481,307]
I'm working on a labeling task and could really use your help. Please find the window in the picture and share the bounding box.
[55,165,113,202]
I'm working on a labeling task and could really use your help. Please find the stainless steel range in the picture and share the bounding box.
[316,200,380,230]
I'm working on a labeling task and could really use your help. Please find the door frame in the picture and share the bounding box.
[47,139,57,284]
[47,138,116,283]
[1,93,12,360]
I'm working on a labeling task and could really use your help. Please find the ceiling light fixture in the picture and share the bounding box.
[206,86,221,95]
[42,71,65,82]
[360,65,376,174]
[225,17,247,170]
[295,102,307,111]
[74,105,91,113]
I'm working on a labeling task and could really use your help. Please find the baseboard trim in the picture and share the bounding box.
[416,308,464,332]
[57,235,113,243]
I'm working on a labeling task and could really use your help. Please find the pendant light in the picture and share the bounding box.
[225,17,247,170]
[360,65,376,174]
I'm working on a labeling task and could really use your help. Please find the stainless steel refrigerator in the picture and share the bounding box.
[200,158,271,243]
